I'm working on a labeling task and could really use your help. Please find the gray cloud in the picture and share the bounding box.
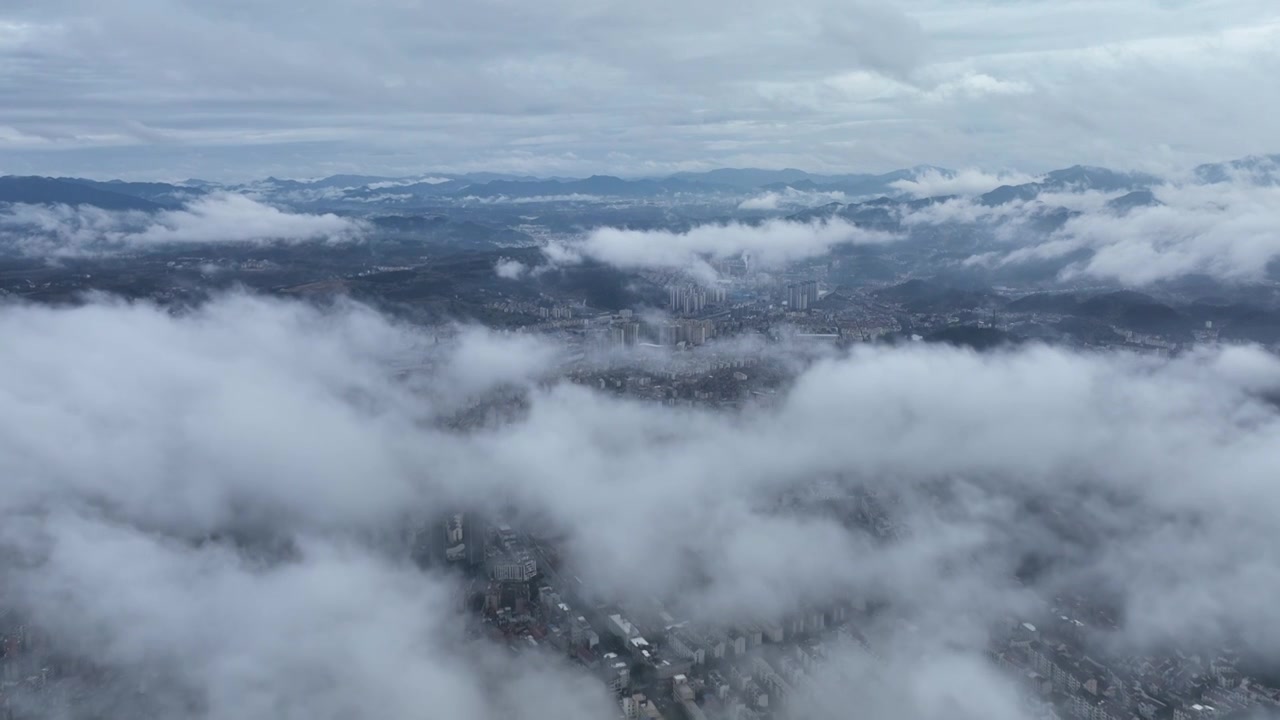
[6,293,1280,717]
[1,512,613,720]
[0,1,1277,178]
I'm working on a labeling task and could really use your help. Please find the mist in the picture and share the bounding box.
[4,292,1280,718]
[0,194,366,256]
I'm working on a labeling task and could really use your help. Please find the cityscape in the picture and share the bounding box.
[4,1,1280,719]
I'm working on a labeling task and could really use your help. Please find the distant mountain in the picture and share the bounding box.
[1006,292,1082,315]
[668,168,818,189]
[872,278,998,314]
[57,178,204,207]
[980,166,1158,207]
[979,183,1041,207]
[457,172,544,183]
[454,175,724,199]
[1040,165,1160,192]
[0,176,165,211]
[1105,190,1159,213]
[1008,288,1187,335]
[304,174,400,189]
[1075,291,1190,336]
[742,166,950,198]
[1193,154,1280,185]
[784,195,948,231]
[369,215,535,250]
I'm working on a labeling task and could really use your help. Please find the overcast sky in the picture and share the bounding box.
[1,0,1277,180]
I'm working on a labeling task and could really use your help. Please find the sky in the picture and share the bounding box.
[1,0,1278,180]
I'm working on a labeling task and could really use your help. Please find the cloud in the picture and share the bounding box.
[365,177,451,190]
[134,194,366,245]
[440,326,561,397]
[7,293,1280,716]
[899,178,1280,285]
[0,193,367,255]
[1057,182,1280,284]
[738,187,849,211]
[890,168,1040,199]
[1,2,1277,177]
[557,218,896,281]
[0,193,368,254]
[1,512,613,720]
[494,258,529,279]
[462,194,607,204]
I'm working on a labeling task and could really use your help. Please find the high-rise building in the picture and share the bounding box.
[610,322,641,347]
[659,323,681,346]
[411,518,448,569]
[786,280,819,311]
[680,319,713,345]
[668,284,725,316]
[462,512,488,568]
[489,551,538,582]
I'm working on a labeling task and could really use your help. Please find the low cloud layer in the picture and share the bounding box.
[0,193,366,256]
[494,258,529,279]
[738,187,849,211]
[550,218,896,281]
[890,168,1039,199]
[1056,183,1280,285]
[900,178,1280,286]
[4,292,1280,717]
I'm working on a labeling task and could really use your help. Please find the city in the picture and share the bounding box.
[4,1,1280,719]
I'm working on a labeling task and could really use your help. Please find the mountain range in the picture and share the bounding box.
[0,154,1275,214]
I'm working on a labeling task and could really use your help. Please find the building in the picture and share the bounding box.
[462,512,488,567]
[786,280,819,311]
[668,284,727,316]
[679,319,714,346]
[611,321,642,347]
[601,653,631,696]
[489,551,538,582]
[411,517,449,568]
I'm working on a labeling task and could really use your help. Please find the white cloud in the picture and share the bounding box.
[899,178,1280,285]
[1060,182,1280,284]
[891,168,1039,199]
[461,193,607,204]
[494,258,529,279]
[0,193,367,255]
[561,218,896,281]
[135,194,365,245]
[6,294,1280,714]
[738,187,849,211]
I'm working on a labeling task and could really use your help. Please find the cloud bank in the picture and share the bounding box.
[898,178,1280,286]
[738,187,849,211]
[5,293,1280,717]
[494,258,529,279]
[0,193,367,256]
[550,218,896,281]
[890,168,1040,199]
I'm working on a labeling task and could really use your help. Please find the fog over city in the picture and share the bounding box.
[3,1,1280,719]
[1,293,1279,719]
